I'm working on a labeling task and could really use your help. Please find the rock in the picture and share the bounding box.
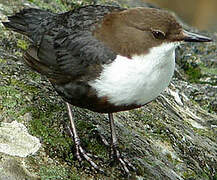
[0,0,216,179]
[0,121,41,157]
[0,158,40,180]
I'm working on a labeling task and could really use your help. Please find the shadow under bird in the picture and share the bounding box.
[3,5,212,175]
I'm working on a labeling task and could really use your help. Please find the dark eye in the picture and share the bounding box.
[152,30,166,40]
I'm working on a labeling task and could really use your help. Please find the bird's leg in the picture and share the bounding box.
[108,113,136,174]
[66,102,103,173]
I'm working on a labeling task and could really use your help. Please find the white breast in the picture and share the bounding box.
[89,43,177,106]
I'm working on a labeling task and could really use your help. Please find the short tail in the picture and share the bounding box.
[3,8,54,39]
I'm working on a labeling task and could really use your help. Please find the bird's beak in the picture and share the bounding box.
[183,30,212,42]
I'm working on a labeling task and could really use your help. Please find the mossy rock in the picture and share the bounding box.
[0,0,216,179]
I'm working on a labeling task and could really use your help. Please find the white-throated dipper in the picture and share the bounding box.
[3,5,212,174]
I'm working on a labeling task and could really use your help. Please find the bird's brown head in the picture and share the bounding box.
[94,7,212,58]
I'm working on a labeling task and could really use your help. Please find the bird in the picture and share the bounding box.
[3,5,212,174]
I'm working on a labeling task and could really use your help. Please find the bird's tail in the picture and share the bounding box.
[3,8,54,38]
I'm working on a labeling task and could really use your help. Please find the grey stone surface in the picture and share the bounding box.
[0,158,39,180]
[0,121,41,158]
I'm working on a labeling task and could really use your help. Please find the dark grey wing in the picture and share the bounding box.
[23,27,63,79]
[24,28,117,81]
[54,30,117,78]
[8,6,120,80]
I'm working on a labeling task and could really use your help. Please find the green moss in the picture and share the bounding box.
[0,85,26,119]
[28,102,71,154]
[166,153,173,162]
[27,0,70,12]
[193,126,216,142]
[39,165,80,180]
[130,108,171,142]
[10,78,39,93]
[182,59,217,84]
[185,65,202,83]
[200,172,210,180]
[17,39,29,50]
[213,173,217,180]
[200,65,217,75]
[182,170,197,179]
[0,58,7,63]
[0,69,42,113]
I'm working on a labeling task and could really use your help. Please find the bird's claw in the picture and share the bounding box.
[67,125,104,174]
[75,143,105,174]
[110,146,136,175]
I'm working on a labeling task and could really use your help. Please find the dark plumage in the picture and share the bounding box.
[4,6,123,112]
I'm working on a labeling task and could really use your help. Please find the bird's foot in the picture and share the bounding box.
[67,125,104,174]
[110,145,136,175]
[96,133,136,175]
[75,141,104,173]
[108,113,136,175]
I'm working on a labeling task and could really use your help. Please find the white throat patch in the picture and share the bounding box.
[89,43,177,106]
